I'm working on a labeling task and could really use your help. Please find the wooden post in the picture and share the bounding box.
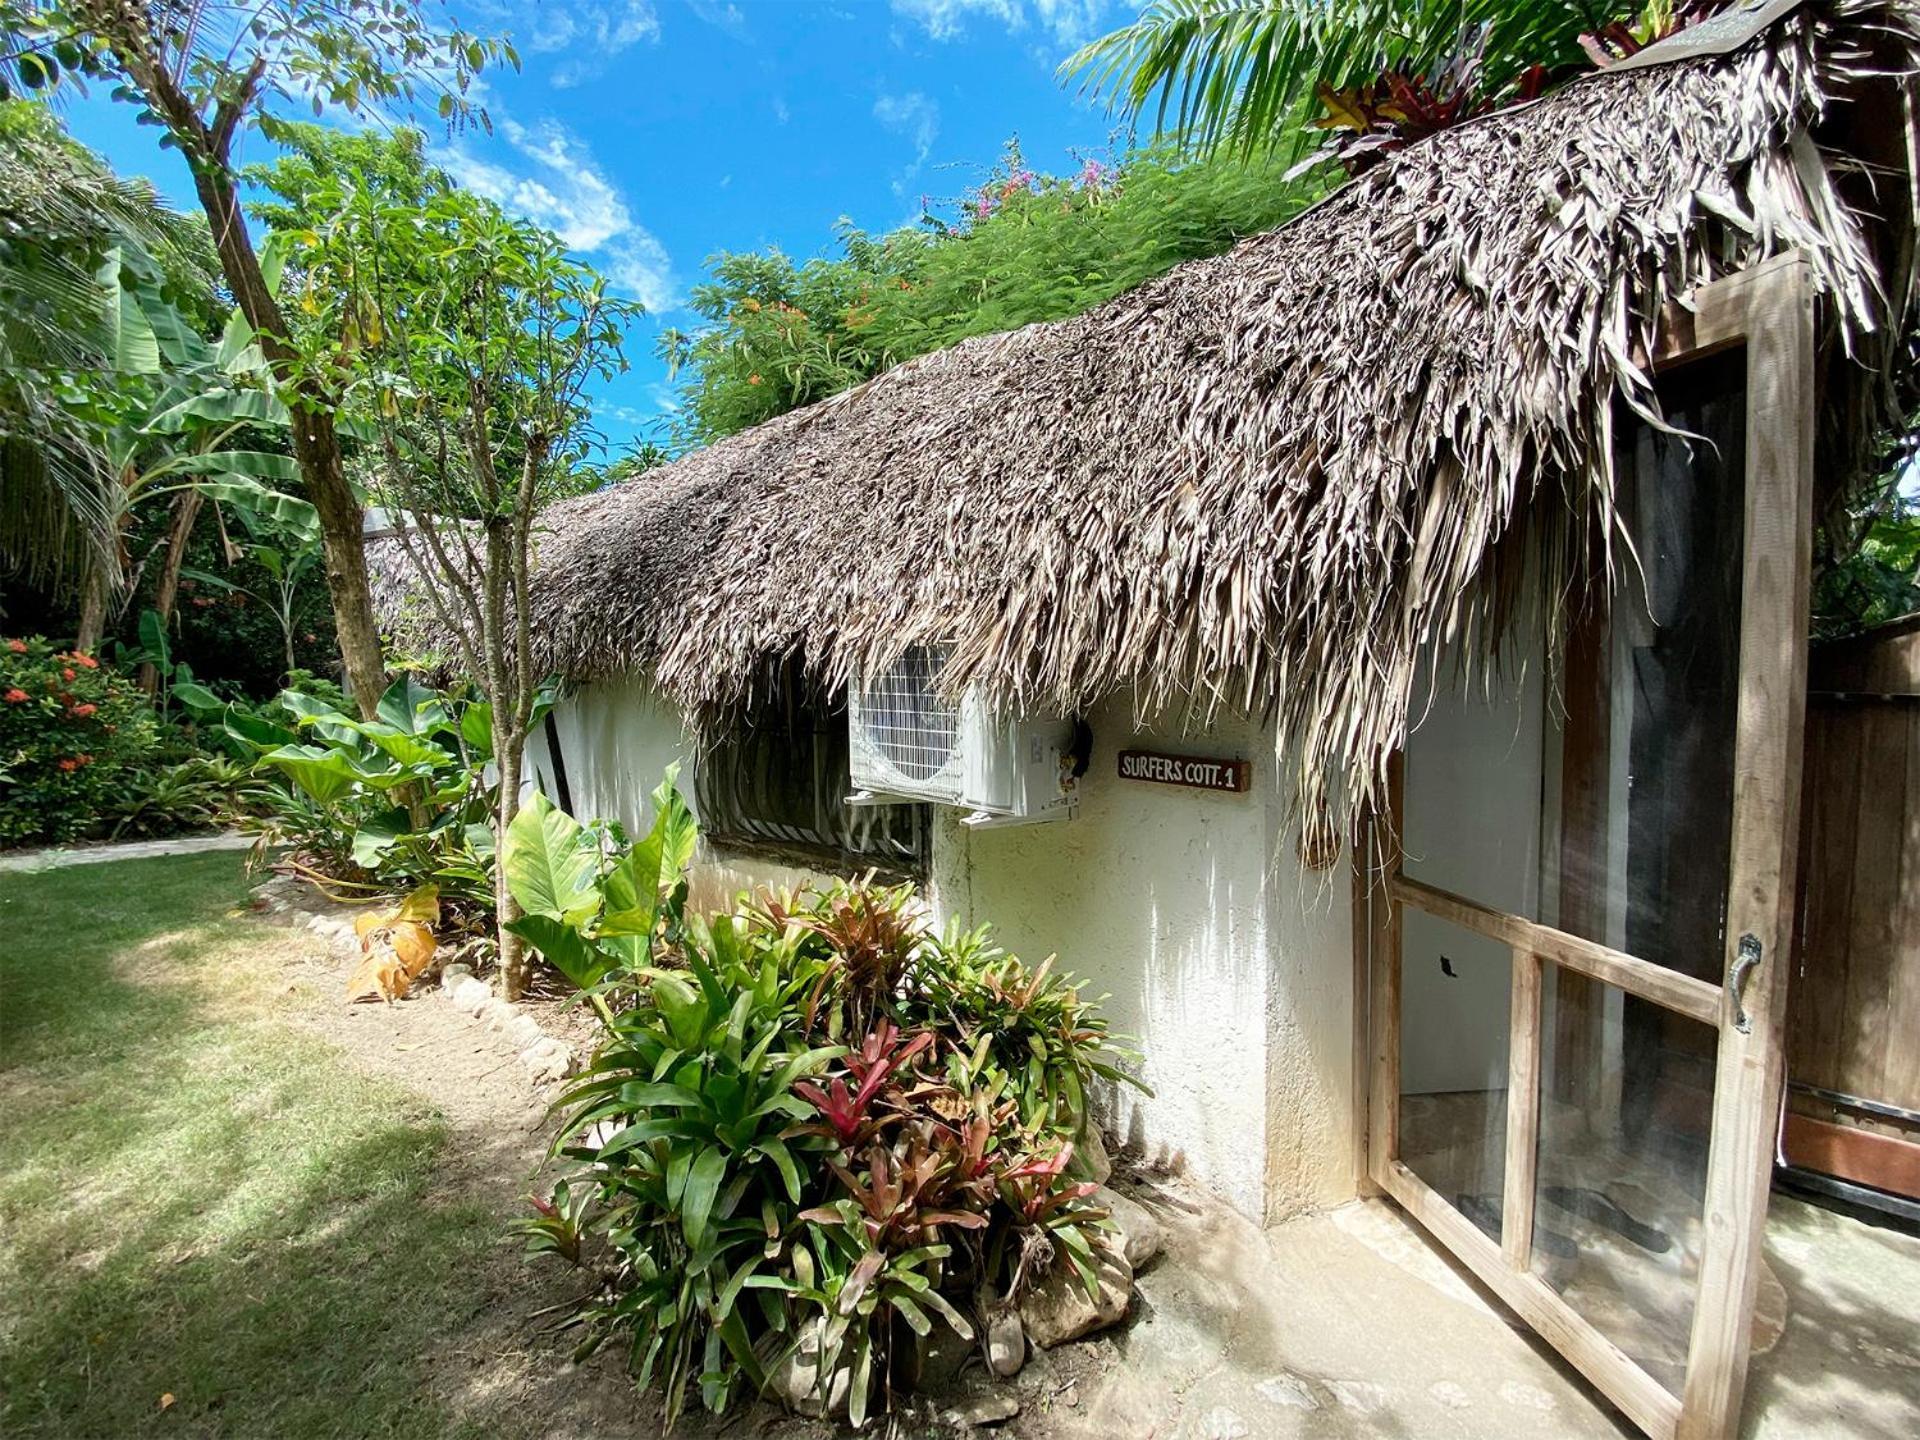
[1366,753,1405,1189]
[1675,255,1815,1440]
[1502,947,1543,1269]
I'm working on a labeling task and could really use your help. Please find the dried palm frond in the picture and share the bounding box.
[372,0,1920,825]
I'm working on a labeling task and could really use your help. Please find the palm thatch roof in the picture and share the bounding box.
[373,0,1920,819]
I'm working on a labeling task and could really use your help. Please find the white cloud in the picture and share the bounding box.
[688,0,749,39]
[772,96,790,124]
[890,0,1110,48]
[439,117,677,313]
[491,1,660,87]
[874,91,940,167]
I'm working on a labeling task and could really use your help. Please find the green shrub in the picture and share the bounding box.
[0,636,160,847]
[505,780,1143,1429]
[226,674,511,906]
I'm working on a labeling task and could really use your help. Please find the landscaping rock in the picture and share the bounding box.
[1077,1125,1113,1186]
[448,976,492,1016]
[483,998,518,1032]
[1094,1185,1163,1269]
[1019,1236,1132,1348]
[505,1013,545,1048]
[770,1317,852,1419]
[520,1037,571,1083]
[439,962,473,987]
[985,1305,1025,1378]
[939,1391,1019,1427]
[906,1321,974,1395]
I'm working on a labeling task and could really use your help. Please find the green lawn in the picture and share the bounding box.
[0,854,504,1438]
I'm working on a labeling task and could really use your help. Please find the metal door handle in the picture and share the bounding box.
[1730,933,1763,1033]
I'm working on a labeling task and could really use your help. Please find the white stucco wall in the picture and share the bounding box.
[526,675,697,835]
[928,698,1355,1224]
[526,679,835,912]
[535,678,1359,1225]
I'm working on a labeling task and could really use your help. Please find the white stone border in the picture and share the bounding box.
[251,875,578,1086]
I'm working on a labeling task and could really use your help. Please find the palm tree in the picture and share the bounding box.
[1063,0,1635,159]
[0,100,218,618]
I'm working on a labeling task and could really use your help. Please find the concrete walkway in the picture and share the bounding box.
[1010,1184,1919,1439]
[0,830,254,875]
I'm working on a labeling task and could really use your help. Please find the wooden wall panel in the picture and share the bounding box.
[1789,622,1920,1170]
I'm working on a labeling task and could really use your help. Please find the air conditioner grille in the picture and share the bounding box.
[863,646,959,783]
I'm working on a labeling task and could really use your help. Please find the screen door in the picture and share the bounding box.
[1363,253,1814,1440]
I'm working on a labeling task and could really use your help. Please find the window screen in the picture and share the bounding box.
[696,681,930,876]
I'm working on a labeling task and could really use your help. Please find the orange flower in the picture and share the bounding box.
[72,703,98,718]
[73,653,98,669]
[62,667,76,682]
[5,639,24,654]
[748,374,762,385]
[56,757,78,772]
[3,688,27,704]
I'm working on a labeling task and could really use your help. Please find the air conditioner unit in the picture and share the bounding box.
[848,645,1080,826]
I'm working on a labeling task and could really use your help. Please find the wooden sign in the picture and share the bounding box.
[1117,749,1250,794]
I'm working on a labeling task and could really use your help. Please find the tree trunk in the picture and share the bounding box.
[188,160,387,718]
[139,488,203,693]
[75,561,108,654]
[494,725,530,1000]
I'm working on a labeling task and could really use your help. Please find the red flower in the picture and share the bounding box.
[3,688,27,704]
[61,667,76,682]
[5,639,24,654]
[56,757,78,772]
[73,653,98,669]
[72,703,98,718]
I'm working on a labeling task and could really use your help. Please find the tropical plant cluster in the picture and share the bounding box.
[658,141,1325,446]
[228,674,527,912]
[1066,1,1731,175]
[503,783,1141,1428]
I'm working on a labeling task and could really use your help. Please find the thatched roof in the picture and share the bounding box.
[373,0,1920,818]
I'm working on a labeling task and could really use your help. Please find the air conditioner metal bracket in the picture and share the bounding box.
[959,803,1076,830]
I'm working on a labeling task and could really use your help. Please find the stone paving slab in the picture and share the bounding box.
[0,830,255,874]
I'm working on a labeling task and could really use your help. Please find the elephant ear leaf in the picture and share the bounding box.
[503,791,599,926]
[505,913,609,990]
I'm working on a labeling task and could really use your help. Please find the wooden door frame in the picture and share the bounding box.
[1355,251,1816,1440]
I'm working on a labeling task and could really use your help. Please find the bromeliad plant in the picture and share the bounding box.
[506,778,1147,1431]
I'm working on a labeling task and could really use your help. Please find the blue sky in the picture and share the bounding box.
[58,0,1140,457]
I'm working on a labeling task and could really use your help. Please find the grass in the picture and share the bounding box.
[0,853,505,1438]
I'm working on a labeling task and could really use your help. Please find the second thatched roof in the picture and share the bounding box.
[374,0,1920,815]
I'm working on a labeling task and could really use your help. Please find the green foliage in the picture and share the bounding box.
[660,142,1323,446]
[502,775,698,990]
[231,674,517,903]
[1815,480,1920,639]
[0,99,225,597]
[0,635,158,845]
[509,783,1143,1429]
[1064,0,1638,161]
[3,3,511,156]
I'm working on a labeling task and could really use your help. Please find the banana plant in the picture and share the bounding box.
[68,252,317,649]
